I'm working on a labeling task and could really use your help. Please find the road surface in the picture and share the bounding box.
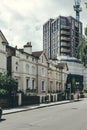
[1,99,87,130]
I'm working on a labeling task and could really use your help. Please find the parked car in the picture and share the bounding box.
[0,107,2,119]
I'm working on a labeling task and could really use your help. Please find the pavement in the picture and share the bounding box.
[2,99,82,115]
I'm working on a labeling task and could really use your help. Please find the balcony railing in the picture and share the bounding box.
[61,37,70,41]
[26,88,37,93]
[61,31,70,35]
[61,25,70,29]
[61,48,70,53]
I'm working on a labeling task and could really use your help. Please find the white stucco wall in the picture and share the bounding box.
[0,52,7,73]
[11,51,37,92]
[83,68,87,88]
[0,36,7,74]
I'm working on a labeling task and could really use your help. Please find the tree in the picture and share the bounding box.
[0,74,18,96]
[77,27,87,67]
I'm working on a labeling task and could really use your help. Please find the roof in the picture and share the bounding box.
[0,30,8,45]
[32,51,43,58]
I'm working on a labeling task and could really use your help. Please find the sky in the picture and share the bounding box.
[0,0,87,51]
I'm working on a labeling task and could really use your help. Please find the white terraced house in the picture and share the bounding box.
[6,42,37,94]
[0,30,8,74]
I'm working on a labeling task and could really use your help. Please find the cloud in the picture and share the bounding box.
[0,0,86,51]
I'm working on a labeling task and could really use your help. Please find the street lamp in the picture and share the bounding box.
[76,82,80,100]
[67,83,71,100]
[48,68,52,102]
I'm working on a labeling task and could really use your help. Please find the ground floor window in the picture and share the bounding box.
[26,78,29,89]
[42,81,45,91]
[32,79,35,89]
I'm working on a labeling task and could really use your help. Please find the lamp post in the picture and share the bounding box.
[48,67,52,102]
[76,82,80,100]
[68,83,71,100]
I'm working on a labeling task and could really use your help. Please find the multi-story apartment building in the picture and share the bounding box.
[43,16,82,59]
[0,30,8,74]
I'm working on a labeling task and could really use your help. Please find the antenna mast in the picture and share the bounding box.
[73,0,82,21]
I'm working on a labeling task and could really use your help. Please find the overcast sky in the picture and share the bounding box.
[0,0,87,51]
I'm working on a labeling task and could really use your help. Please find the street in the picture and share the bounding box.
[1,99,87,130]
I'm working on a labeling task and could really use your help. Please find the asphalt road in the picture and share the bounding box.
[1,99,87,130]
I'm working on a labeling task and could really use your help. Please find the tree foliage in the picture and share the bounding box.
[77,27,87,67]
[0,74,18,95]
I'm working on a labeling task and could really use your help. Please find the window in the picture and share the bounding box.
[26,55,29,59]
[16,62,18,65]
[32,57,34,61]
[16,66,18,71]
[32,79,35,89]
[32,66,35,75]
[15,61,18,72]
[41,68,45,76]
[56,81,58,91]
[42,81,45,91]
[42,56,43,63]
[61,17,67,25]
[26,64,29,74]
[26,79,29,89]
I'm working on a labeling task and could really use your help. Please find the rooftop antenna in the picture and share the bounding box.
[73,0,82,21]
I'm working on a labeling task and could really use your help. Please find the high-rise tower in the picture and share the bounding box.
[43,16,82,59]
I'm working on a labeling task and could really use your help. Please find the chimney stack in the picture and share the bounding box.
[24,42,32,54]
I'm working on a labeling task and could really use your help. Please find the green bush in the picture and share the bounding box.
[0,74,18,94]
[83,88,87,93]
[0,89,8,96]
[80,90,84,94]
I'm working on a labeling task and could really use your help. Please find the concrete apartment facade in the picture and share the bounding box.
[43,16,82,59]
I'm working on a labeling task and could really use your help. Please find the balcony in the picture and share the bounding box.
[61,30,70,35]
[61,36,70,41]
[61,48,70,53]
[61,42,70,47]
[61,25,70,30]
[26,88,37,96]
[48,90,56,94]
